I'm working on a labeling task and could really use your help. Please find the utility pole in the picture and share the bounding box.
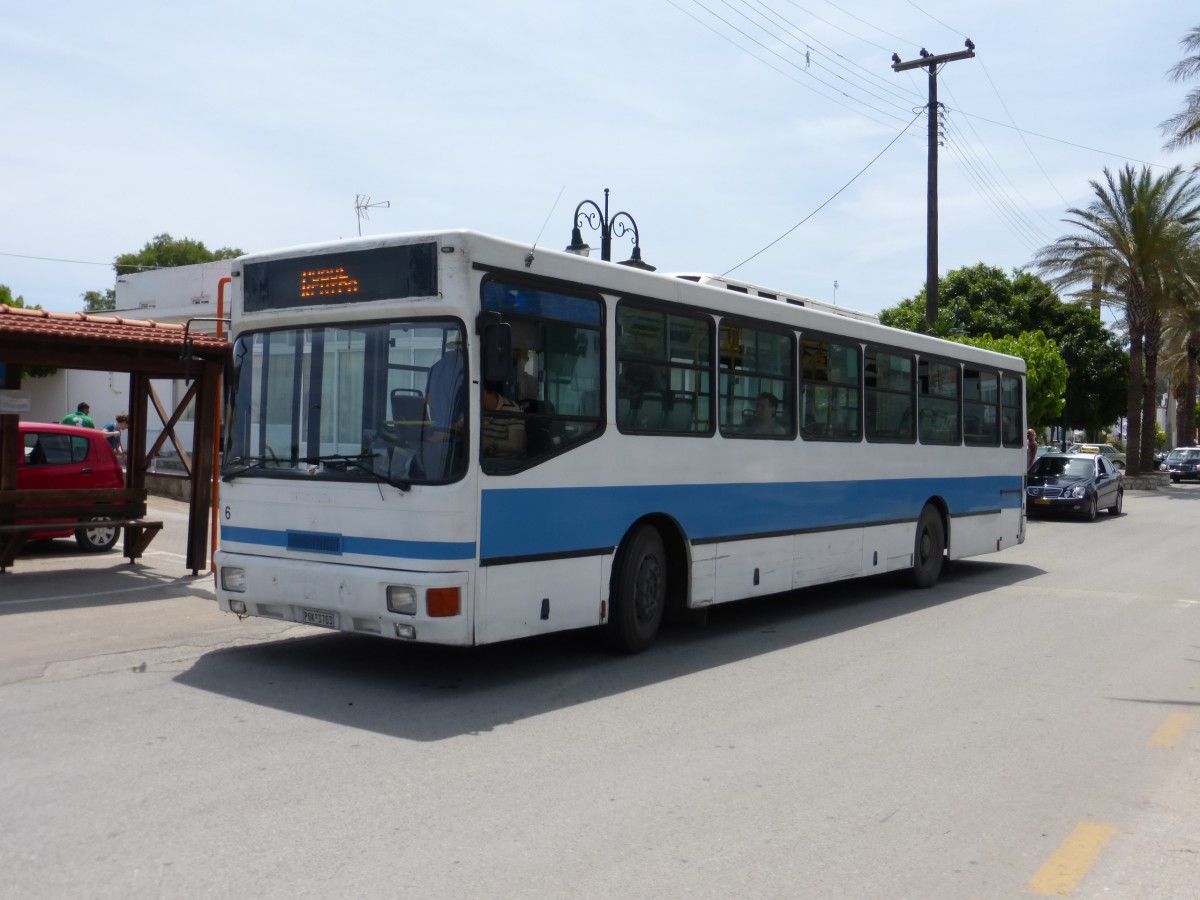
[892,40,975,328]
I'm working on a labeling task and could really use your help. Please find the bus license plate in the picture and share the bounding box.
[302,607,337,629]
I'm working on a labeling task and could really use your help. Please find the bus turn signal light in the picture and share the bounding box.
[427,587,461,617]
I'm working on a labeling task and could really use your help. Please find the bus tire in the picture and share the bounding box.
[606,524,667,653]
[908,505,944,589]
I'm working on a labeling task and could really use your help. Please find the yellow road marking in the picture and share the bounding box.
[1026,822,1116,896]
[1149,712,1194,748]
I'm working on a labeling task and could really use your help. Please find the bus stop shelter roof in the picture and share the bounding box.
[0,303,230,373]
[0,303,231,574]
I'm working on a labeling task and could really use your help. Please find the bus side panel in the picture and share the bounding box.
[711,536,794,603]
[690,543,716,607]
[792,528,864,589]
[476,556,605,645]
[864,521,915,574]
[949,509,1022,559]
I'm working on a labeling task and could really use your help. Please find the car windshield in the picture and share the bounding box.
[1168,449,1200,461]
[1032,456,1094,478]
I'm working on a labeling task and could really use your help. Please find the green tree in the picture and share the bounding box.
[955,331,1068,430]
[82,288,115,312]
[1,284,29,308]
[879,263,1127,438]
[1034,165,1200,474]
[1160,247,1200,446]
[114,233,243,277]
[1161,25,1200,156]
[1,284,55,378]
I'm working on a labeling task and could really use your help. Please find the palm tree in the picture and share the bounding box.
[1161,25,1200,158]
[1034,165,1200,474]
[1160,247,1200,446]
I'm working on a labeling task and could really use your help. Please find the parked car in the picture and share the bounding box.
[1066,442,1126,470]
[1165,447,1200,483]
[1026,452,1123,520]
[17,421,126,551]
[1032,445,1063,464]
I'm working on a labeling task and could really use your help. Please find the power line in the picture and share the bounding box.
[902,0,964,40]
[0,250,165,272]
[976,60,1070,207]
[957,110,1167,168]
[675,0,916,126]
[722,109,923,275]
[741,0,921,106]
[812,0,920,50]
[0,251,115,267]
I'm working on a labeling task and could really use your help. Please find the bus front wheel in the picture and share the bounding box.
[606,524,666,653]
[909,505,945,588]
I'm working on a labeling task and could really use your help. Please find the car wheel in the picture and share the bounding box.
[908,504,945,588]
[76,518,120,552]
[605,524,666,653]
[1082,495,1098,522]
[1106,489,1123,516]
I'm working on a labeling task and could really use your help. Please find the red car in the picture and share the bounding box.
[17,420,126,552]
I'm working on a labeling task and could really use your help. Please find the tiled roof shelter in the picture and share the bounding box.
[0,304,232,573]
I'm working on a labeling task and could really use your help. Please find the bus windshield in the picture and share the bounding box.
[224,319,467,485]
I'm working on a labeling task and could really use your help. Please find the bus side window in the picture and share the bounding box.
[480,278,605,472]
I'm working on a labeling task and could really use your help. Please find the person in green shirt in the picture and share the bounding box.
[61,401,95,429]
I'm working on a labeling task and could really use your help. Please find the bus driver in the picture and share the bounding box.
[481,381,526,458]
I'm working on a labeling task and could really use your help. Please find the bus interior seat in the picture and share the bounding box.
[664,395,694,431]
[390,389,427,423]
[389,390,429,444]
[638,392,664,429]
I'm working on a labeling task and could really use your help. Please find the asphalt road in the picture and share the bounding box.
[1,489,1198,899]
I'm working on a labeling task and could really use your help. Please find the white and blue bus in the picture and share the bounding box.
[214,230,1026,651]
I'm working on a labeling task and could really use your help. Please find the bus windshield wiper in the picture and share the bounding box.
[221,455,275,480]
[300,453,412,492]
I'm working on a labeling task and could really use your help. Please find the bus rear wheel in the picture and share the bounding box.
[909,505,944,588]
[606,524,666,653]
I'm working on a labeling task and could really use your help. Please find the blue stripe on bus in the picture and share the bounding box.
[220,525,477,561]
[480,476,1021,560]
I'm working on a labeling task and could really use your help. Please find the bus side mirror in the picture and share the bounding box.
[481,321,512,384]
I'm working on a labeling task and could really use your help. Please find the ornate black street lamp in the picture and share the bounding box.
[565,188,655,270]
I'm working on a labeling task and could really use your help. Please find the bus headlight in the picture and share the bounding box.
[386,586,418,615]
[221,566,247,593]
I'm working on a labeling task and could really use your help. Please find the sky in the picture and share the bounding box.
[2,1,1197,319]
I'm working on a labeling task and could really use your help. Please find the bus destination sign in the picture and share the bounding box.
[242,242,438,312]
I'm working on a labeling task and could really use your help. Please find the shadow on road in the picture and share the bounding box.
[0,540,211,615]
[174,558,1042,742]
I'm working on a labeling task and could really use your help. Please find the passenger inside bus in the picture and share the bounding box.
[747,392,786,435]
[425,338,465,434]
[422,336,466,478]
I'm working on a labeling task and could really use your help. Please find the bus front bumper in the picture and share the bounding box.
[213,551,473,646]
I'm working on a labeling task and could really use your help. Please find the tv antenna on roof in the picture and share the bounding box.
[354,194,390,236]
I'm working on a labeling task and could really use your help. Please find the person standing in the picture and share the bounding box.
[103,413,129,465]
[61,402,95,428]
[1027,428,1038,469]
